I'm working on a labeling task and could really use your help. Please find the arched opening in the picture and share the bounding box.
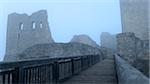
[32,22,36,29]
[20,23,24,30]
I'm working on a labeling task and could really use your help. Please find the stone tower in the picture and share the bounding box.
[119,0,149,40]
[4,10,54,61]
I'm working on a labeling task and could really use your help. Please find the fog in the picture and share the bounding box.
[0,0,121,61]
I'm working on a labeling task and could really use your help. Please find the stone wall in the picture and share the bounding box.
[119,0,149,40]
[99,47,114,59]
[117,32,139,64]
[116,32,149,77]
[4,10,54,61]
[100,32,117,50]
[114,54,149,84]
[70,34,99,48]
[16,43,102,62]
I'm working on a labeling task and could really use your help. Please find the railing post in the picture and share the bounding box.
[2,75,5,84]
[71,59,74,75]
[18,67,24,84]
[87,55,90,67]
[81,56,84,70]
[53,62,59,84]
[12,68,19,84]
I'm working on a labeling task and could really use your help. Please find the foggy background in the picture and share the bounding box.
[0,0,122,61]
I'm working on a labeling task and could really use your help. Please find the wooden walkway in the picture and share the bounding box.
[62,58,117,84]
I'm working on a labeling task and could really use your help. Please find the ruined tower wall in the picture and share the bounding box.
[116,32,149,65]
[117,32,149,77]
[117,32,137,64]
[4,10,54,61]
[119,0,149,40]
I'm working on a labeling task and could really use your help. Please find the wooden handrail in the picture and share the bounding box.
[0,54,100,84]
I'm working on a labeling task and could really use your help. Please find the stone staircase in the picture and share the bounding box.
[62,58,117,84]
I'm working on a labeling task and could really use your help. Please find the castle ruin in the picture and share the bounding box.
[4,10,54,61]
[119,0,149,40]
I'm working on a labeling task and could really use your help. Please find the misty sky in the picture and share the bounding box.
[0,0,122,61]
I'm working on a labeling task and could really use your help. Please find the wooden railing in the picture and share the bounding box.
[0,54,100,84]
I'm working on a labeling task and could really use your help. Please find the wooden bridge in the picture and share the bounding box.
[0,55,101,84]
[0,54,148,84]
[62,58,117,84]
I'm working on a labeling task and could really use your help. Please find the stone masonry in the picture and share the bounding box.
[100,32,117,51]
[4,10,54,61]
[119,0,149,40]
[70,34,99,48]
[17,43,102,61]
[117,32,141,64]
[116,32,149,77]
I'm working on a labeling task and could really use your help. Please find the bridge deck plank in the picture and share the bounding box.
[62,58,117,84]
